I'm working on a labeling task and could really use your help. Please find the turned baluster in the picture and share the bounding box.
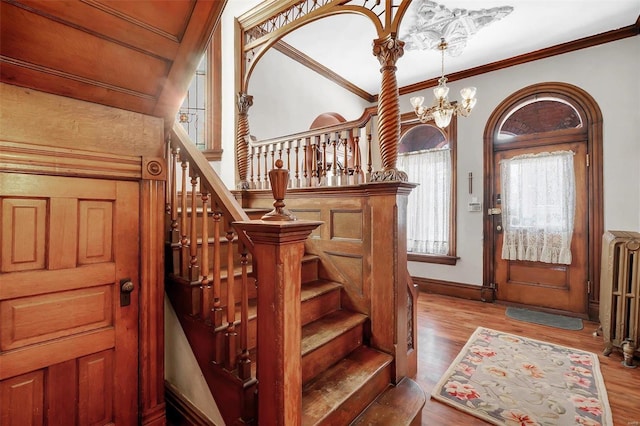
[256,146,262,189]
[180,157,189,278]
[189,174,200,283]
[367,123,373,180]
[294,139,300,188]
[225,228,237,371]
[321,134,328,183]
[331,132,339,185]
[263,146,268,189]
[200,189,211,318]
[168,145,180,274]
[312,137,319,186]
[353,129,362,184]
[249,145,255,189]
[285,141,291,186]
[211,209,224,364]
[342,130,349,185]
[302,138,309,187]
[238,247,251,380]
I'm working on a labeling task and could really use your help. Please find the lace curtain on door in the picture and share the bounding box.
[500,150,576,264]
[398,147,451,255]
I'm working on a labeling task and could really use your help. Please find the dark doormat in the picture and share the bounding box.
[505,307,583,330]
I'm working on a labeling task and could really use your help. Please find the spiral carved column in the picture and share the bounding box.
[236,92,253,189]
[371,34,407,182]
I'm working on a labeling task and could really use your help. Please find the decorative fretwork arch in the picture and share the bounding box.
[482,82,604,315]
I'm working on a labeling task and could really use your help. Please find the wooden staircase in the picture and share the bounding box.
[165,124,425,425]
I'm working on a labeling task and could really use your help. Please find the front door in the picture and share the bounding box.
[0,172,139,425]
[491,140,589,315]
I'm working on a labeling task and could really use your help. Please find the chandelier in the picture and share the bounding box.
[410,38,477,128]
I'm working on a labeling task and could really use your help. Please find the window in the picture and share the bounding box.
[399,114,457,265]
[175,26,223,161]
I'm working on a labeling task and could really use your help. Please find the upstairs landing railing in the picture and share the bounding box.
[243,106,378,189]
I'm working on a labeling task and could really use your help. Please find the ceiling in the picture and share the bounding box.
[277,0,640,98]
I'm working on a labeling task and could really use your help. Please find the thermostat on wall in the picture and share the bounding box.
[468,197,482,212]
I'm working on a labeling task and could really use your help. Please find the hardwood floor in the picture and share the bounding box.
[415,292,640,425]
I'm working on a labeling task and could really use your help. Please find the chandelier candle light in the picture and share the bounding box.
[410,38,477,128]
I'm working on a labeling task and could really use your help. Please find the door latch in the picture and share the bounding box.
[488,207,502,215]
[120,278,134,307]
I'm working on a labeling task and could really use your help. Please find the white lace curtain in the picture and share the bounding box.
[398,148,451,255]
[500,150,576,265]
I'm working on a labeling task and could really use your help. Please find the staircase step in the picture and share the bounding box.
[302,310,367,385]
[350,377,425,426]
[302,346,393,426]
[301,254,320,284]
[301,280,342,326]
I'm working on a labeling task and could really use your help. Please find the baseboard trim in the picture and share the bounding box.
[165,381,218,426]
[412,276,494,302]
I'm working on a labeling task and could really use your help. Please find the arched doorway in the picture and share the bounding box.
[483,82,603,319]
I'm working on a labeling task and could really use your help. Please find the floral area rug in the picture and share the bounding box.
[431,327,612,426]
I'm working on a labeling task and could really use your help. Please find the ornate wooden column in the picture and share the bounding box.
[236,92,253,189]
[371,34,407,182]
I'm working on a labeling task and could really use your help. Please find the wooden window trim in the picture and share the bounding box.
[205,25,222,161]
[400,111,458,265]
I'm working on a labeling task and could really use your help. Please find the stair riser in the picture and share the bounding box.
[301,258,319,283]
[302,324,363,384]
[301,288,340,326]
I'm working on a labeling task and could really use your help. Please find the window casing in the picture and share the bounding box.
[400,112,458,265]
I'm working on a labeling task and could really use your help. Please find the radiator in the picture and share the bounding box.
[599,230,640,367]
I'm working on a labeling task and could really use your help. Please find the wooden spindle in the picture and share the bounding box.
[322,134,328,181]
[270,144,275,170]
[238,247,251,380]
[189,174,200,282]
[303,138,309,185]
[249,146,255,189]
[294,139,300,187]
[212,211,223,327]
[180,157,189,278]
[367,126,373,178]
[353,130,362,184]
[225,229,237,371]
[200,189,211,318]
[286,141,291,175]
[263,147,268,188]
[343,130,349,183]
[256,146,262,188]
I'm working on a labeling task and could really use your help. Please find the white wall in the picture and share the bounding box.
[404,36,640,285]
[228,35,640,287]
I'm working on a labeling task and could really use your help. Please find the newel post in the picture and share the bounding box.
[234,161,322,426]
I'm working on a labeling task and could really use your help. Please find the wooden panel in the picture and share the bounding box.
[1,3,169,96]
[0,173,117,199]
[90,0,194,38]
[326,252,364,297]
[0,141,142,180]
[0,329,114,380]
[15,0,182,58]
[0,371,44,426]
[48,198,78,270]
[508,261,569,288]
[78,201,113,265]
[78,350,114,426]
[0,83,163,158]
[0,263,115,300]
[47,360,78,426]
[330,209,363,241]
[1,285,113,350]
[291,209,322,238]
[1,198,47,273]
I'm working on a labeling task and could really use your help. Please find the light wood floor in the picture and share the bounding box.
[416,293,640,425]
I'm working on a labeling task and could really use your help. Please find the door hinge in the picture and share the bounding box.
[586,154,590,167]
[587,280,592,294]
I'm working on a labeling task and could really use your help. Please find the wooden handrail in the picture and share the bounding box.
[251,106,377,148]
[171,123,253,251]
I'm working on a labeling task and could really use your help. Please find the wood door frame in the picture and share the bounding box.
[482,82,603,320]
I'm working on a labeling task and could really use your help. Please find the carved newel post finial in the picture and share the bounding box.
[262,159,297,221]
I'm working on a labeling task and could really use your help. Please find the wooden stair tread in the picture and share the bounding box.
[301,279,342,302]
[350,377,425,426]
[301,310,367,356]
[301,346,393,425]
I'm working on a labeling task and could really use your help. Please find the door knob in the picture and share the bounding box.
[120,278,134,306]
[496,225,502,232]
